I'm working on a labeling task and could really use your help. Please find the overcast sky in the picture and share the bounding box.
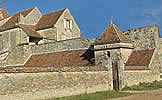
[2,0,162,38]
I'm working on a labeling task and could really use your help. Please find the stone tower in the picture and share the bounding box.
[94,20,133,90]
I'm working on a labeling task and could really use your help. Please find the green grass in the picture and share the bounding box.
[45,81,162,100]
[122,81,162,91]
[46,90,132,100]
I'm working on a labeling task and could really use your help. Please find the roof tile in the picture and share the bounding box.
[96,24,130,44]
[24,49,95,67]
[0,8,34,31]
[125,49,155,66]
[36,8,66,30]
[18,24,42,38]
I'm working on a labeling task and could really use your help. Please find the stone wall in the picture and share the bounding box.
[19,7,42,25]
[0,70,112,100]
[56,8,80,41]
[123,25,160,50]
[94,42,133,65]
[124,70,159,86]
[124,48,161,86]
[3,37,92,67]
[158,38,162,73]
[37,28,57,44]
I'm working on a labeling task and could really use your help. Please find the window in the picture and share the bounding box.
[64,19,72,30]
[28,36,41,45]
[104,51,110,58]
[107,51,110,57]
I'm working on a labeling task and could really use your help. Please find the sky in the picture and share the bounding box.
[2,0,162,38]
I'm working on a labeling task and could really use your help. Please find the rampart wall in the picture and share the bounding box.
[0,67,112,100]
[124,70,160,86]
[0,37,93,67]
[123,25,159,50]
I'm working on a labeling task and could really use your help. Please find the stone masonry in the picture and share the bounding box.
[0,7,161,100]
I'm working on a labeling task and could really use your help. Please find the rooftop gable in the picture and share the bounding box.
[36,8,66,30]
[0,8,34,31]
[96,21,130,44]
[0,7,66,31]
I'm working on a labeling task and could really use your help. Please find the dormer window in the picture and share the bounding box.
[64,19,72,30]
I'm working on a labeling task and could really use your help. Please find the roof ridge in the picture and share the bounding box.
[32,48,88,56]
[43,8,66,16]
[36,8,66,30]
[112,24,121,41]
[13,7,34,16]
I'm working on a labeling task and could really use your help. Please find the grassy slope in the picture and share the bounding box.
[122,81,162,91]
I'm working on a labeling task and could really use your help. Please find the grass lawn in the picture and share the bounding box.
[45,81,162,100]
[122,81,162,91]
[46,90,133,100]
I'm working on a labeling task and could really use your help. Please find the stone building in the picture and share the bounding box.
[0,7,161,99]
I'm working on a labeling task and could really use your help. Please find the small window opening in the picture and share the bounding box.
[66,20,70,29]
[28,36,41,45]
[64,19,72,30]
[107,51,110,57]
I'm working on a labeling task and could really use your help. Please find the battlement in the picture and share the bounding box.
[123,25,160,50]
[123,25,159,35]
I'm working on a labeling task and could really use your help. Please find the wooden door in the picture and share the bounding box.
[112,61,119,90]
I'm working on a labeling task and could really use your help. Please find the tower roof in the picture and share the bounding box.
[96,20,131,44]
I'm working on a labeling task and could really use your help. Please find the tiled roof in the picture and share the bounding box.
[0,8,34,31]
[96,24,130,44]
[36,8,66,30]
[24,49,95,67]
[20,8,34,17]
[0,9,10,21]
[0,8,65,31]
[125,49,155,66]
[18,24,42,38]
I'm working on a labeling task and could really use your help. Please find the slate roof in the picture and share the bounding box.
[0,8,34,31]
[36,8,66,30]
[24,49,95,67]
[96,23,131,44]
[18,24,42,38]
[125,49,155,67]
